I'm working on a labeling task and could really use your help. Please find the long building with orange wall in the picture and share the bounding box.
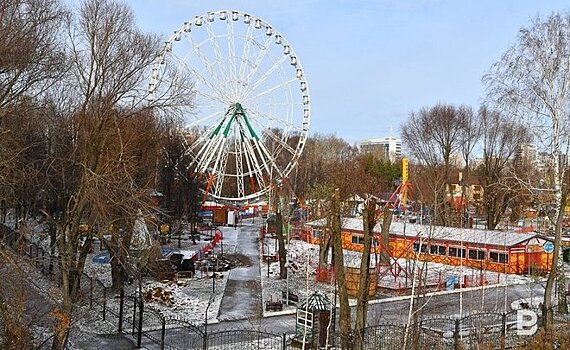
[303,217,554,275]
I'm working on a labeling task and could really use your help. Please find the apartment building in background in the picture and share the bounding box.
[360,136,402,161]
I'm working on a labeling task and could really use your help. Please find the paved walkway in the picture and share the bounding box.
[217,220,263,321]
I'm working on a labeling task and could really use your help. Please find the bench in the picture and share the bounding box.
[177,271,195,279]
[265,300,283,311]
[281,289,299,305]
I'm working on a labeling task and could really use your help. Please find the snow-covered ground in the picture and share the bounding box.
[84,226,241,325]
[2,213,238,326]
[1,213,550,336]
[260,239,335,316]
[259,236,540,316]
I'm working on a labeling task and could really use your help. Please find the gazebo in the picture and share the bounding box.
[293,291,334,349]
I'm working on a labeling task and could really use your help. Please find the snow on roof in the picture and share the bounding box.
[306,217,385,232]
[203,201,224,207]
[389,221,548,248]
[305,217,551,248]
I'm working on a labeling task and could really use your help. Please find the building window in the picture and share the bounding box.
[468,249,486,260]
[413,242,428,253]
[297,309,313,328]
[430,245,446,255]
[449,247,466,258]
[351,235,364,245]
[490,252,509,263]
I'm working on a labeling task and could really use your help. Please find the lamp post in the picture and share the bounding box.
[285,260,289,305]
[263,241,271,277]
[128,210,153,348]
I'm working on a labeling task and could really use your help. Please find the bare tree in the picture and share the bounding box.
[294,133,356,202]
[0,0,66,218]
[479,107,531,230]
[484,12,570,324]
[457,106,481,223]
[401,104,467,225]
[0,0,66,110]
[0,251,34,349]
[0,99,50,225]
[44,1,166,348]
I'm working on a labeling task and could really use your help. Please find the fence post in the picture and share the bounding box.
[57,257,61,287]
[454,318,460,350]
[137,298,144,348]
[89,277,93,309]
[160,318,166,350]
[48,254,53,275]
[102,286,107,321]
[41,249,45,273]
[203,322,208,350]
[118,288,124,333]
[132,298,137,336]
[500,312,506,350]
[282,333,286,350]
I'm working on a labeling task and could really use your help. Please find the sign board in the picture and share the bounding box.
[227,210,236,226]
[446,275,459,291]
[543,241,554,253]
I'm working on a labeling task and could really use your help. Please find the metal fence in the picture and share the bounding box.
[105,294,567,350]
[0,224,61,284]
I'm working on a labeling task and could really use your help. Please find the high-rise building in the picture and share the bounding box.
[515,143,538,168]
[359,136,402,161]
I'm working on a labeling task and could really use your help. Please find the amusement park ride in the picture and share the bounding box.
[147,10,311,205]
[144,10,552,294]
[374,157,416,288]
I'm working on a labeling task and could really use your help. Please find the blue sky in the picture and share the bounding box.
[120,1,569,144]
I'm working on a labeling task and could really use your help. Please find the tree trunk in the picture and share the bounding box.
[0,200,6,224]
[379,210,392,264]
[108,224,134,291]
[52,238,73,350]
[318,233,332,268]
[275,211,287,279]
[110,254,125,292]
[51,297,72,350]
[331,190,351,349]
[543,114,565,328]
[354,200,376,350]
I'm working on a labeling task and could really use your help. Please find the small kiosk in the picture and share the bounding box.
[293,291,334,349]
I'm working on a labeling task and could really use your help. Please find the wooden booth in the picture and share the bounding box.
[293,291,334,349]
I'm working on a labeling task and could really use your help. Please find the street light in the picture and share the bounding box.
[128,211,153,349]
[285,260,289,305]
[263,242,271,278]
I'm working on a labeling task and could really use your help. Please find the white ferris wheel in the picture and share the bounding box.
[148,10,310,202]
